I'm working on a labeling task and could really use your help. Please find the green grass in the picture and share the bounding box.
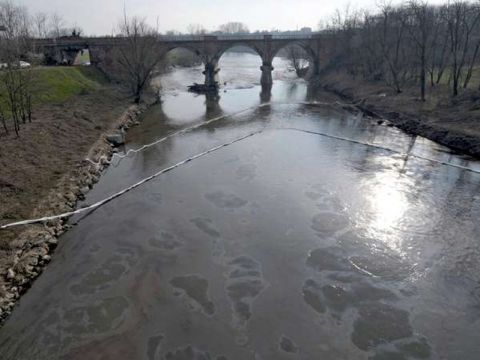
[432,66,480,89]
[0,66,108,110]
[32,66,106,103]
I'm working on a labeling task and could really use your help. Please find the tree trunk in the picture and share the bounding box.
[1,115,8,135]
[453,68,459,96]
[463,40,480,88]
[420,47,426,101]
[27,95,32,122]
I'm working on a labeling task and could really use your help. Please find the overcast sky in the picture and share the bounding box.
[16,0,447,36]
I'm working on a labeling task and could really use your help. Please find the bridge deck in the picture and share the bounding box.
[34,33,326,48]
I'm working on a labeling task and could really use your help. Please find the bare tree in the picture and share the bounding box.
[285,45,309,76]
[165,30,182,36]
[327,5,362,77]
[218,22,249,34]
[0,0,30,54]
[357,10,384,81]
[425,7,450,86]
[49,13,65,38]
[463,37,480,88]
[443,1,480,96]
[378,3,409,93]
[186,23,207,35]
[0,0,35,136]
[0,101,7,135]
[404,1,430,100]
[33,12,48,38]
[70,24,83,37]
[318,0,480,100]
[462,4,480,88]
[114,15,164,103]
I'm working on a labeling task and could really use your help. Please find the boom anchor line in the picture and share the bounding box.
[88,102,273,167]
[2,102,479,229]
[85,101,350,168]
[283,127,480,174]
[0,131,263,230]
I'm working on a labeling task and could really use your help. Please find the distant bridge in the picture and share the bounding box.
[34,33,332,88]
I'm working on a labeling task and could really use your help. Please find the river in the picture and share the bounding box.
[1,53,480,359]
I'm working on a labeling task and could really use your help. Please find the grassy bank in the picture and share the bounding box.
[0,65,125,222]
[0,65,134,323]
[0,66,109,111]
[32,66,108,103]
[0,65,128,241]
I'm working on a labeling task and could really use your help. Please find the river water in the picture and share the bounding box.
[1,53,480,360]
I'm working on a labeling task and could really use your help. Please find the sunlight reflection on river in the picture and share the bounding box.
[1,52,480,360]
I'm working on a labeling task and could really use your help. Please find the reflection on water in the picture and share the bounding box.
[363,161,411,254]
[1,53,480,360]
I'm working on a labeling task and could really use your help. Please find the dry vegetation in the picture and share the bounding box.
[311,0,480,156]
[112,15,165,103]
[0,1,136,319]
[322,0,480,100]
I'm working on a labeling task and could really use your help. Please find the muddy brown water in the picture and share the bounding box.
[1,53,480,359]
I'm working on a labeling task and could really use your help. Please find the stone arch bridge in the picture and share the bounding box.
[34,33,331,88]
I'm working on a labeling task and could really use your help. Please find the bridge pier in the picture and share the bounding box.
[260,84,272,103]
[203,61,219,89]
[260,63,274,88]
[205,91,222,117]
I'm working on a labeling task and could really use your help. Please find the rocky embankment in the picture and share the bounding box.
[0,105,145,324]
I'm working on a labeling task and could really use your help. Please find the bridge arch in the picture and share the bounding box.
[271,40,315,59]
[212,41,315,91]
[163,45,205,62]
[213,42,263,63]
[214,44,263,89]
[270,41,318,79]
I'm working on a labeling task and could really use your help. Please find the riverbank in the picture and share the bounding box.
[0,67,145,323]
[315,71,480,158]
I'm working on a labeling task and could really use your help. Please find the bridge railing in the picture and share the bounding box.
[216,34,265,40]
[272,34,314,40]
[158,35,205,42]
[160,33,316,42]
